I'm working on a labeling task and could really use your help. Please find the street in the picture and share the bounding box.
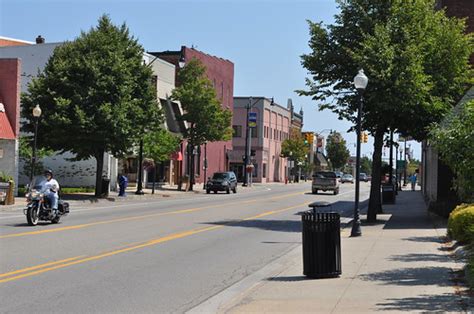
[0,182,370,313]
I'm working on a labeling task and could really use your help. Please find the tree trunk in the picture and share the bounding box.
[94,149,105,197]
[367,128,384,222]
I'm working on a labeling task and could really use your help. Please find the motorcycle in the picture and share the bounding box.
[24,175,69,226]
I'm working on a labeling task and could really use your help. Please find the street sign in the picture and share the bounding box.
[396,160,406,169]
[248,112,257,128]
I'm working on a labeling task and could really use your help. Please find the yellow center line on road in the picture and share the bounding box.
[0,201,310,284]
[0,191,305,239]
[0,255,85,278]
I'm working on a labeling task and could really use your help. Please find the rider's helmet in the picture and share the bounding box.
[44,169,53,177]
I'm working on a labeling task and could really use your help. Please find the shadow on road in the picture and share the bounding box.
[203,219,302,233]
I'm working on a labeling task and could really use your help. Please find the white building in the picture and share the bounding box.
[0,40,120,189]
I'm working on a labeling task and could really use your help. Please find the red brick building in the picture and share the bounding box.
[0,58,21,187]
[150,47,234,186]
[0,36,33,47]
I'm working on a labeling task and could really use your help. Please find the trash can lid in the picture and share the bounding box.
[308,201,331,208]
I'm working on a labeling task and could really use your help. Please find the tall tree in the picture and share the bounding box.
[299,0,472,221]
[326,131,350,170]
[281,128,308,163]
[171,58,232,191]
[143,129,181,193]
[21,15,162,196]
[360,156,372,175]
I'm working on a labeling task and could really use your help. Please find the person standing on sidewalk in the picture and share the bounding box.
[410,173,417,191]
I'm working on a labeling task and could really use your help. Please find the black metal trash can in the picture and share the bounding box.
[302,211,341,278]
[101,178,110,197]
[381,184,395,204]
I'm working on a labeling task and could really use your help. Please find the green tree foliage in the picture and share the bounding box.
[143,129,181,194]
[18,136,54,178]
[360,156,372,175]
[299,0,472,221]
[326,131,350,170]
[143,130,181,164]
[281,128,308,163]
[21,15,162,196]
[171,58,232,190]
[431,101,474,202]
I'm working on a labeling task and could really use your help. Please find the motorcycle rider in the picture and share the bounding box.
[42,169,60,216]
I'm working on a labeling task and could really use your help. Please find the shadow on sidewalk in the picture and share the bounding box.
[359,266,454,287]
[388,253,451,263]
[402,236,447,243]
[376,293,467,312]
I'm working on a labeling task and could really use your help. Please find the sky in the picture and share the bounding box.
[0,0,421,161]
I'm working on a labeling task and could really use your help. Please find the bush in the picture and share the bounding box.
[61,187,95,194]
[448,204,474,242]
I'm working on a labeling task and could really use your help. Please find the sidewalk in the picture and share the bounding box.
[196,188,472,313]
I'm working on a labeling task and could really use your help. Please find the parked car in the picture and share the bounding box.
[341,174,354,184]
[312,171,340,195]
[359,173,369,182]
[335,171,343,178]
[206,171,237,194]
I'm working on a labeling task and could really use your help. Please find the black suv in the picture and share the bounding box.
[206,172,237,194]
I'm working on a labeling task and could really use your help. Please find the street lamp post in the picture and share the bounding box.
[135,139,145,195]
[403,139,408,186]
[203,142,208,190]
[29,105,42,183]
[243,97,252,187]
[351,69,368,238]
[242,97,273,187]
[398,147,403,191]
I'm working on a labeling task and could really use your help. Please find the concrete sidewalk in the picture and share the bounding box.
[195,189,471,313]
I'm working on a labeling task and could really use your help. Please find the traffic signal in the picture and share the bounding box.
[363,132,368,143]
[303,133,313,146]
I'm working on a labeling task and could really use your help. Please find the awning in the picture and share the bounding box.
[171,151,183,161]
[315,152,328,167]
[0,108,15,140]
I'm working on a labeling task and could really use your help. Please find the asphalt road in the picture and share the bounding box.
[0,182,370,313]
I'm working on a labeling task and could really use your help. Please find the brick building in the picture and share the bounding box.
[0,58,21,187]
[231,97,291,183]
[150,47,234,186]
[0,36,33,47]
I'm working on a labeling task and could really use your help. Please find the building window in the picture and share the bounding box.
[233,125,242,137]
[262,163,266,178]
[252,163,258,178]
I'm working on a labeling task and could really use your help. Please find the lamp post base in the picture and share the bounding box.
[350,219,362,237]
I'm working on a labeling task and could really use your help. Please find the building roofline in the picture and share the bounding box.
[0,36,34,44]
[234,96,290,112]
[150,46,233,64]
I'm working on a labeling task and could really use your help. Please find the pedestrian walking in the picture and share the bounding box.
[410,173,417,191]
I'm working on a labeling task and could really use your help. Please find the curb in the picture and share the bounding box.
[187,215,355,314]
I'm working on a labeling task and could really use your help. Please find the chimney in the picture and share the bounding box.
[36,35,45,44]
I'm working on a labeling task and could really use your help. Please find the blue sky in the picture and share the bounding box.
[0,0,421,161]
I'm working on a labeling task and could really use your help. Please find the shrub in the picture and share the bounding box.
[448,204,474,242]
